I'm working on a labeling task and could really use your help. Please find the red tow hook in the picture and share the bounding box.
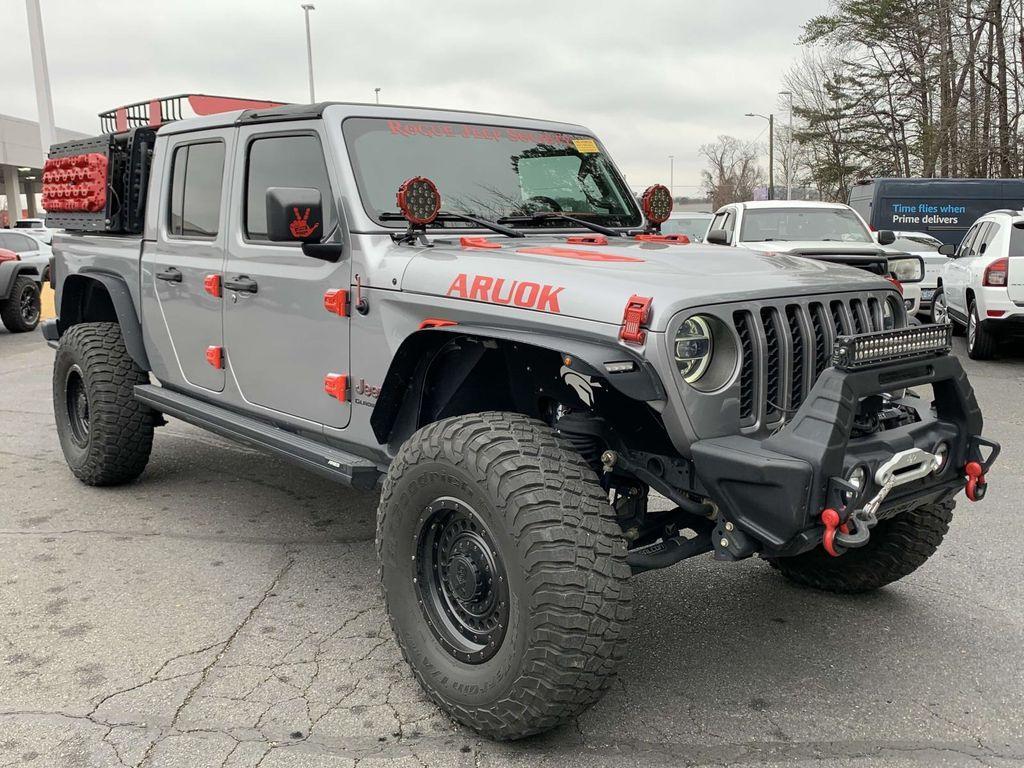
[965,461,987,502]
[820,508,851,558]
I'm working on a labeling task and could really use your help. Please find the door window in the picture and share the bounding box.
[0,232,37,252]
[722,210,736,241]
[957,224,982,257]
[167,141,226,239]
[977,222,1000,256]
[244,134,336,241]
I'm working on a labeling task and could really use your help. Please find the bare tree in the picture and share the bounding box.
[700,136,764,208]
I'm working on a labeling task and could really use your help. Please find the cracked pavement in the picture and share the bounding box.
[2,328,1024,767]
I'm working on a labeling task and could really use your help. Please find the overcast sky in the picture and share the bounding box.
[3,0,828,194]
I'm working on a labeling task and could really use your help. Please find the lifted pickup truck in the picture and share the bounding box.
[43,98,998,740]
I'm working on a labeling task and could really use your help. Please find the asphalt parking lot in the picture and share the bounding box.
[2,327,1023,768]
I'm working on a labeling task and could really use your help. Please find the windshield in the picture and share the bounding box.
[343,117,642,228]
[739,208,873,243]
[891,236,940,252]
[662,215,712,241]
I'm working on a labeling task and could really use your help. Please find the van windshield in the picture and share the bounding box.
[343,117,642,228]
[740,208,873,243]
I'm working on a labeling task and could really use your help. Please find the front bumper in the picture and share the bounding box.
[691,353,997,557]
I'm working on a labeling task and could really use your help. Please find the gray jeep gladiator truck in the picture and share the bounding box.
[42,97,998,739]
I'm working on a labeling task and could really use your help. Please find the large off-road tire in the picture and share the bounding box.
[967,299,997,360]
[769,498,955,594]
[377,412,632,740]
[0,276,41,332]
[53,322,154,486]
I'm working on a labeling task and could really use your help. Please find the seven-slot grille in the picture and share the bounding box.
[732,293,896,432]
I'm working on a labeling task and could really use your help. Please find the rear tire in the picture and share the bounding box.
[967,299,997,360]
[53,322,154,485]
[768,498,955,594]
[0,276,41,332]
[377,412,632,740]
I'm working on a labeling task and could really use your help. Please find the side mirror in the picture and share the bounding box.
[876,229,896,245]
[266,187,324,244]
[706,228,730,246]
[938,244,957,257]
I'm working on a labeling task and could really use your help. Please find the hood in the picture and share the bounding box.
[740,241,890,274]
[400,235,894,331]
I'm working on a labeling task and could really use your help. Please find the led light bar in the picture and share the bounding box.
[831,323,952,371]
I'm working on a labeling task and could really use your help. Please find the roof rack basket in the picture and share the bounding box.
[98,93,287,133]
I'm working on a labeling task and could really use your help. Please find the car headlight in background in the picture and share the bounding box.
[675,316,713,383]
[888,255,924,283]
[674,314,739,392]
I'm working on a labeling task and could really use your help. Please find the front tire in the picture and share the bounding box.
[53,322,154,485]
[768,498,955,593]
[0,276,41,332]
[377,412,632,740]
[967,299,997,360]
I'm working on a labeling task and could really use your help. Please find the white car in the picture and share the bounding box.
[12,218,54,245]
[706,200,924,315]
[0,229,51,281]
[661,211,713,242]
[931,209,1024,359]
[878,231,945,312]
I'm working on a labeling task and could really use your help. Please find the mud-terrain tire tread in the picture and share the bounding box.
[967,299,997,360]
[53,322,153,485]
[377,412,632,740]
[768,498,955,594]
[0,276,41,332]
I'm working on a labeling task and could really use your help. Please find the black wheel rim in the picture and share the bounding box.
[414,497,509,664]
[65,366,90,448]
[20,285,40,325]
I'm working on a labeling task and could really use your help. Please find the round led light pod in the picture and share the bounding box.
[396,176,441,225]
[641,184,673,225]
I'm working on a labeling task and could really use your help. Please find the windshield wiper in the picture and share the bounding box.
[379,211,523,238]
[495,212,622,238]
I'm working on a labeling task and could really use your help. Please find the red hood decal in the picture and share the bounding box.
[516,246,644,263]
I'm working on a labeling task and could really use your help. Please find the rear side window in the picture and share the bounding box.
[245,134,336,241]
[168,142,225,238]
[1011,224,1024,256]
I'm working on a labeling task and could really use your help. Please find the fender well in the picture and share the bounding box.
[59,272,150,370]
[0,262,41,300]
[371,328,667,453]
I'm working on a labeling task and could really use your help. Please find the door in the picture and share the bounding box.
[222,125,351,429]
[945,223,984,316]
[140,133,231,392]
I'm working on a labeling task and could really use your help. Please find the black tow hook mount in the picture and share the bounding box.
[712,517,757,561]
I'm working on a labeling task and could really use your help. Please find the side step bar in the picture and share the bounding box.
[134,384,381,491]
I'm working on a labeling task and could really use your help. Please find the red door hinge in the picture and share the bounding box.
[205,346,224,369]
[204,274,222,297]
[324,373,349,402]
[324,289,348,316]
[619,295,652,345]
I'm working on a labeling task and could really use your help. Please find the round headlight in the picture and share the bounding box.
[675,315,713,383]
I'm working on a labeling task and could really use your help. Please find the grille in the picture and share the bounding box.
[733,293,895,432]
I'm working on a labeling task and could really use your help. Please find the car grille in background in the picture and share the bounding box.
[733,294,889,431]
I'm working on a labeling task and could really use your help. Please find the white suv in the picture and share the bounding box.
[931,210,1024,359]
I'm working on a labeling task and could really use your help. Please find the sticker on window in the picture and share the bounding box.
[572,138,599,154]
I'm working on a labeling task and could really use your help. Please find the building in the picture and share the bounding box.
[0,113,87,225]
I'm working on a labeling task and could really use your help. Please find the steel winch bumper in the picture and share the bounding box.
[690,353,999,558]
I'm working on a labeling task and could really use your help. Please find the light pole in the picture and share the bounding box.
[745,112,774,200]
[779,90,794,200]
[301,4,316,103]
[374,87,381,104]
[668,155,674,199]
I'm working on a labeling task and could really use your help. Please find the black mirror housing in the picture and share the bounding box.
[877,229,896,245]
[266,187,324,243]
[706,228,730,246]
[938,244,957,256]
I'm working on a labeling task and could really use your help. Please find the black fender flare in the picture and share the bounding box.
[0,262,41,300]
[58,271,151,371]
[370,324,666,446]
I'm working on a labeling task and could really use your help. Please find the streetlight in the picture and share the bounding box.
[301,4,316,103]
[668,155,674,198]
[374,87,381,104]
[744,112,774,200]
[779,90,794,200]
